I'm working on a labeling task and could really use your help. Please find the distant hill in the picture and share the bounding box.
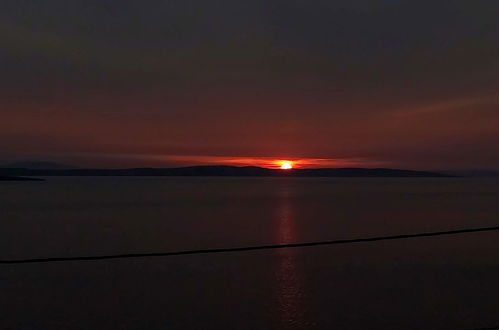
[0,165,451,177]
[1,161,77,170]
[0,176,44,181]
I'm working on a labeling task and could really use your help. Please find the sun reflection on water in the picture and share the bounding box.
[274,184,309,329]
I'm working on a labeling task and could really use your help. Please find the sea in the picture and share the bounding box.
[1,177,499,329]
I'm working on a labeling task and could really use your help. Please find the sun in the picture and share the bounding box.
[279,161,293,170]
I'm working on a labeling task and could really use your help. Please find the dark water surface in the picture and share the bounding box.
[1,177,499,329]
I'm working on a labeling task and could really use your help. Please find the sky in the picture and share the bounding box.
[1,0,498,169]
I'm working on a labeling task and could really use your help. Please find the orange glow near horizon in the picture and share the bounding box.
[156,155,369,169]
[279,160,294,170]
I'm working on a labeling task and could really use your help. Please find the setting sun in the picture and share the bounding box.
[279,161,293,170]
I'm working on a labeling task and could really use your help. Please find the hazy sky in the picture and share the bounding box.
[1,0,498,169]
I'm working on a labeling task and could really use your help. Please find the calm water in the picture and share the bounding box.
[1,177,499,329]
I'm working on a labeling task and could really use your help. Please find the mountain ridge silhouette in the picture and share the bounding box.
[0,165,451,177]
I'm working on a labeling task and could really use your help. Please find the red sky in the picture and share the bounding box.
[1,1,499,170]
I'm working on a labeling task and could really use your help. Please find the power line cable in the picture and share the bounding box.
[2,225,499,264]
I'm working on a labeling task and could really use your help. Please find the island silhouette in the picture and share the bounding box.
[0,165,450,177]
[0,176,44,181]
